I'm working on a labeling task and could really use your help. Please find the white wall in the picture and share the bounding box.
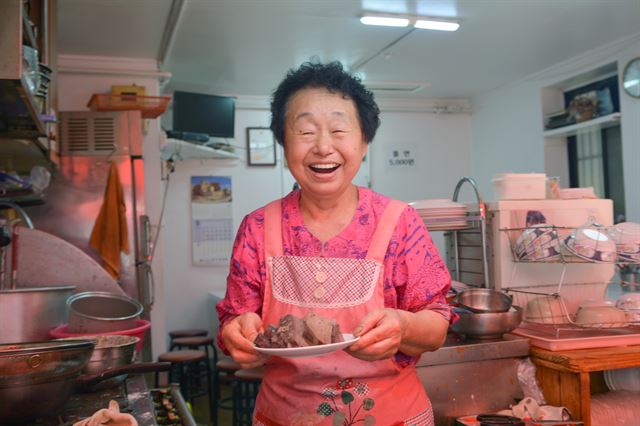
[471,33,640,221]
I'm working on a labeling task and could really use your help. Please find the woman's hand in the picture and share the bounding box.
[220,312,268,368]
[346,308,449,361]
[345,308,406,361]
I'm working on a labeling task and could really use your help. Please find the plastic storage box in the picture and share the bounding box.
[492,173,547,200]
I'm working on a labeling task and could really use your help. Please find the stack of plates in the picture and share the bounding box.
[409,199,468,231]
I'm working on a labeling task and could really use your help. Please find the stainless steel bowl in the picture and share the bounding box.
[0,340,94,422]
[456,288,513,313]
[450,306,523,339]
[67,291,143,333]
[55,335,139,375]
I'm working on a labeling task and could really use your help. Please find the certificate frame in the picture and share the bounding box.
[247,127,276,166]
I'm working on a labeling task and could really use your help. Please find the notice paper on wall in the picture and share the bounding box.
[191,176,233,266]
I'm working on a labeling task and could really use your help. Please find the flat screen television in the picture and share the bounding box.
[172,91,235,138]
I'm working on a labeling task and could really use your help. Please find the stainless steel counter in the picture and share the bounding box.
[417,334,530,426]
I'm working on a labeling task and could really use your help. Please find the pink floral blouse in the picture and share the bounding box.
[217,187,453,366]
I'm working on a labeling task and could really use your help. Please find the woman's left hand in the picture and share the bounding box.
[345,308,406,361]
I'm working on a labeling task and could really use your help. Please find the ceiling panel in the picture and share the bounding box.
[57,0,640,99]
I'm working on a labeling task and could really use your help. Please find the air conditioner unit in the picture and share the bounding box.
[58,111,143,156]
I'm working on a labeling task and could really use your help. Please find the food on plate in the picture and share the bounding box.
[254,313,344,348]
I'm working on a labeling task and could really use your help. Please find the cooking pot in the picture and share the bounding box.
[0,340,169,423]
[67,291,143,333]
[0,285,75,343]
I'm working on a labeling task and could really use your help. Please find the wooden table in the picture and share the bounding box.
[530,345,640,426]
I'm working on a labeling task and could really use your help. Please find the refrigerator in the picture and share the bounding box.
[28,110,152,312]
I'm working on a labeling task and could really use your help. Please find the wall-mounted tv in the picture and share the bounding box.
[172,91,235,138]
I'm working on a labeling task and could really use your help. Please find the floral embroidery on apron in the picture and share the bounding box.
[317,378,375,425]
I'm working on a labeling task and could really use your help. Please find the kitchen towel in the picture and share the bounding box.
[73,400,138,426]
[90,162,129,279]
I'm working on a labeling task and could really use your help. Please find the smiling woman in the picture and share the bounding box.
[217,61,453,426]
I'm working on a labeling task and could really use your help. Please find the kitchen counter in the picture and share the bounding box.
[416,334,530,426]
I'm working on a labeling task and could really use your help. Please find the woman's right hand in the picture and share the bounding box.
[220,312,267,368]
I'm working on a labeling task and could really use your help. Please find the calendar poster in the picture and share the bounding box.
[191,176,233,266]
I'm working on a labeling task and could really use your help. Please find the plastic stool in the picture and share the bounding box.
[157,349,214,424]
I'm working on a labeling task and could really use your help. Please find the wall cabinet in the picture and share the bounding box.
[0,0,55,153]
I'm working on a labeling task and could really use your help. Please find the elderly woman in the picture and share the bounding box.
[217,61,452,425]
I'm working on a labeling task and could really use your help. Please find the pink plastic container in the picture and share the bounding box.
[50,319,150,352]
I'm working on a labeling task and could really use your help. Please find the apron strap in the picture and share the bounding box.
[366,199,408,262]
[264,199,283,257]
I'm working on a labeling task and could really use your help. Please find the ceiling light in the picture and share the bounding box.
[360,12,460,32]
[360,16,409,27]
[414,19,459,31]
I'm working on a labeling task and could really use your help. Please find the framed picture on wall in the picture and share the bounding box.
[247,127,276,166]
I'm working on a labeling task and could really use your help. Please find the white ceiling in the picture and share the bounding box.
[58,0,640,99]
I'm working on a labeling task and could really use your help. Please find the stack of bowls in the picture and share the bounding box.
[564,225,617,263]
[610,222,640,262]
[515,225,561,261]
[616,293,640,323]
[450,289,522,339]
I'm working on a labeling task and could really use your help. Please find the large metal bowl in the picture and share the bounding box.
[55,334,139,375]
[456,288,513,313]
[0,340,94,422]
[450,306,523,339]
[67,291,143,333]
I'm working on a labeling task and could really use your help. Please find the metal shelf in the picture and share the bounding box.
[543,112,621,138]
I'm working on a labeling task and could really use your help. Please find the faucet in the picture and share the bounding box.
[0,202,35,229]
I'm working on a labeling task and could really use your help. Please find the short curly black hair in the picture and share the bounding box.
[269,61,380,146]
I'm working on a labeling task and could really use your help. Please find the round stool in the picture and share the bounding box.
[233,367,264,426]
[216,357,241,417]
[171,336,219,423]
[168,329,208,348]
[157,349,214,424]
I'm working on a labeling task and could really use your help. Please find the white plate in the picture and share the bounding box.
[254,333,359,358]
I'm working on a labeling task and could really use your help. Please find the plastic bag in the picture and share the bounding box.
[517,357,546,405]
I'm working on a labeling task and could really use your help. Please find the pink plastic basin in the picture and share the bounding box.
[50,319,150,352]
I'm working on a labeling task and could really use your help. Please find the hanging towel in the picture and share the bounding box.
[90,162,129,279]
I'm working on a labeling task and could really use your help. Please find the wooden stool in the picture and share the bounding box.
[157,349,214,424]
[233,367,264,426]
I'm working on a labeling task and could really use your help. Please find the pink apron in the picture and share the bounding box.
[254,198,434,426]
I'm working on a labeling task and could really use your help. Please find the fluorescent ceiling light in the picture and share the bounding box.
[360,12,460,32]
[360,16,409,27]
[414,19,459,31]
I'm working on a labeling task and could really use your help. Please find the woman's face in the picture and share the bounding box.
[283,88,368,199]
